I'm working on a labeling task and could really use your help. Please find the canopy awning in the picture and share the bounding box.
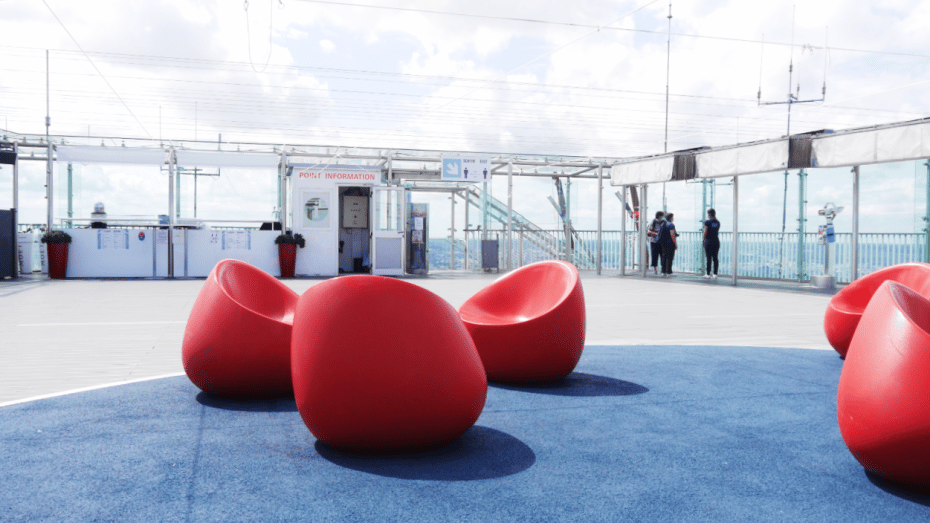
[812,122,930,168]
[56,145,166,165]
[610,156,675,185]
[696,139,789,178]
[175,150,280,169]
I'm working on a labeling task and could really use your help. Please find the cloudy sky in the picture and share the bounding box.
[1,0,929,234]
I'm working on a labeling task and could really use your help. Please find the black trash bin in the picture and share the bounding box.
[482,239,499,271]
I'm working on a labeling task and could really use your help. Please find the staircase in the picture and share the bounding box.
[405,181,596,269]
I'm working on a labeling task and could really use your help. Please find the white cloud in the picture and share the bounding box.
[474,26,510,57]
[2,0,929,231]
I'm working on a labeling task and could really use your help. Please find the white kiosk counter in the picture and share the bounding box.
[67,229,157,277]
[182,229,280,277]
[63,228,281,278]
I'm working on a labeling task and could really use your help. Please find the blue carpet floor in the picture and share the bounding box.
[2,345,929,522]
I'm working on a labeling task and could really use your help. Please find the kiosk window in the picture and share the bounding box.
[376,190,401,231]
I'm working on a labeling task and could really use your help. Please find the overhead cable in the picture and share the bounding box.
[292,0,930,60]
[39,0,152,139]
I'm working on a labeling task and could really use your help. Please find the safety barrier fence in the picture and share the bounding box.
[17,222,926,283]
[431,231,929,284]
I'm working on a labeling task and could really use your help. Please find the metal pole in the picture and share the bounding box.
[663,2,672,155]
[482,180,488,241]
[662,3,673,213]
[12,143,18,235]
[280,149,287,228]
[851,165,859,281]
[561,179,571,264]
[46,143,53,231]
[797,169,807,281]
[464,189,470,271]
[732,175,739,286]
[450,192,455,270]
[168,148,175,278]
[175,166,181,220]
[282,149,288,232]
[507,162,513,271]
[66,163,73,228]
[620,187,627,276]
[519,226,524,267]
[925,160,930,263]
[46,50,52,231]
[566,177,571,226]
[641,184,648,277]
[387,152,393,184]
[596,164,603,275]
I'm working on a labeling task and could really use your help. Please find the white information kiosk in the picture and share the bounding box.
[290,164,405,277]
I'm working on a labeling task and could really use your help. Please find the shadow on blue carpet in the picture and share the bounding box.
[866,471,930,504]
[196,391,298,412]
[315,426,535,481]
[489,371,649,396]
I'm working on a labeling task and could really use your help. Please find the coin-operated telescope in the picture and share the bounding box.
[812,203,844,289]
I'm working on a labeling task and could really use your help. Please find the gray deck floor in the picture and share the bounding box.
[0,271,837,405]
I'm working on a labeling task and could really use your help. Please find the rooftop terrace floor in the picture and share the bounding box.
[3,271,929,521]
[0,270,836,406]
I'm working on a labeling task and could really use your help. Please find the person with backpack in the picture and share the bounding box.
[703,208,721,279]
[646,211,665,275]
[658,213,677,277]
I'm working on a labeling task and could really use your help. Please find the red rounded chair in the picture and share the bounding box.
[182,260,299,398]
[291,276,487,454]
[458,260,586,383]
[837,280,930,491]
[824,262,930,357]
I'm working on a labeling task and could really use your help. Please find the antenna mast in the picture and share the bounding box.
[757,6,827,279]
[662,2,672,211]
[663,2,672,154]
[758,8,827,131]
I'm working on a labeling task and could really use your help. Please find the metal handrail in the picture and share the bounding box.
[428,230,930,283]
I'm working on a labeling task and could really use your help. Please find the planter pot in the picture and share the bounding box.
[278,243,297,278]
[47,243,69,279]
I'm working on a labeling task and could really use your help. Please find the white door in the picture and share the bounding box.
[293,187,338,276]
[372,187,405,276]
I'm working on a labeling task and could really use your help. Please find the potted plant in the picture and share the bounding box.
[274,232,305,278]
[41,230,72,279]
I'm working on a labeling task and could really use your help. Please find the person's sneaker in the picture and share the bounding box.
[712,274,718,280]
[667,273,676,278]
[703,274,710,279]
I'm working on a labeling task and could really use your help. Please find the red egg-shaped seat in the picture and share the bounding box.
[291,276,487,454]
[837,280,930,491]
[182,259,299,398]
[458,260,586,383]
[825,262,930,357]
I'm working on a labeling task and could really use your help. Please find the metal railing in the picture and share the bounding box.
[17,223,47,233]
[429,230,929,283]
[16,220,927,282]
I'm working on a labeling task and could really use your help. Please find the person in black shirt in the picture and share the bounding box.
[703,208,721,279]
[646,211,665,275]
[658,213,677,277]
